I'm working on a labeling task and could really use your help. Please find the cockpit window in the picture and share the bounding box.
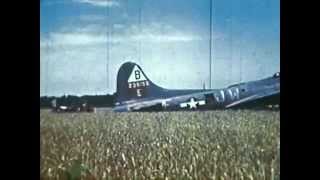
[273,72,280,78]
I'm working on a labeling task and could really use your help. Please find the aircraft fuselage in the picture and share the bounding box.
[113,71,279,112]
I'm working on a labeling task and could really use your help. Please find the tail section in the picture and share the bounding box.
[115,62,165,103]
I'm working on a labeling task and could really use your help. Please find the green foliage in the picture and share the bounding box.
[40,110,280,180]
[40,94,115,108]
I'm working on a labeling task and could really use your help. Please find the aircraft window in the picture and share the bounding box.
[241,89,246,92]
[273,72,280,78]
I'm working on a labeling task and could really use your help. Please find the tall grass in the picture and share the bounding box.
[40,110,280,180]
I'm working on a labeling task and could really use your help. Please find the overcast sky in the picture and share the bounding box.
[40,0,279,96]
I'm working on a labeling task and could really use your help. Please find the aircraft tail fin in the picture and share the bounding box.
[115,62,165,103]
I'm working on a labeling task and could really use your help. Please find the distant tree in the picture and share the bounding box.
[40,94,115,108]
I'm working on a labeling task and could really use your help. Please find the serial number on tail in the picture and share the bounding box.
[128,80,150,89]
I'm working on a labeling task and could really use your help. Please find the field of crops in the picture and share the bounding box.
[40,109,280,180]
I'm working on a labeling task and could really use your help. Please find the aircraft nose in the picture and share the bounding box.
[273,72,280,78]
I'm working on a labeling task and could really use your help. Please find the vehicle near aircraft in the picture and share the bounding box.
[51,99,94,113]
[113,62,280,112]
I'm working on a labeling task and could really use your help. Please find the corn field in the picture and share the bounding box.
[40,110,280,180]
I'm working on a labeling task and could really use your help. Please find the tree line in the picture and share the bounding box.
[40,94,115,108]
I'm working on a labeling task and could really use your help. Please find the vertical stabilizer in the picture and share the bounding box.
[115,62,165,103]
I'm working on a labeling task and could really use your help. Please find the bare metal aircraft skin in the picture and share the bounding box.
[113,62,280,112]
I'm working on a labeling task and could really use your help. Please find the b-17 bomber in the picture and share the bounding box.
[113,62,280,112]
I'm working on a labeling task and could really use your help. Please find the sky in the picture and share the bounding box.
[40,0,279,96]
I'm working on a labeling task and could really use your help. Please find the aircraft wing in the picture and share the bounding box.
[225,88,280,108]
